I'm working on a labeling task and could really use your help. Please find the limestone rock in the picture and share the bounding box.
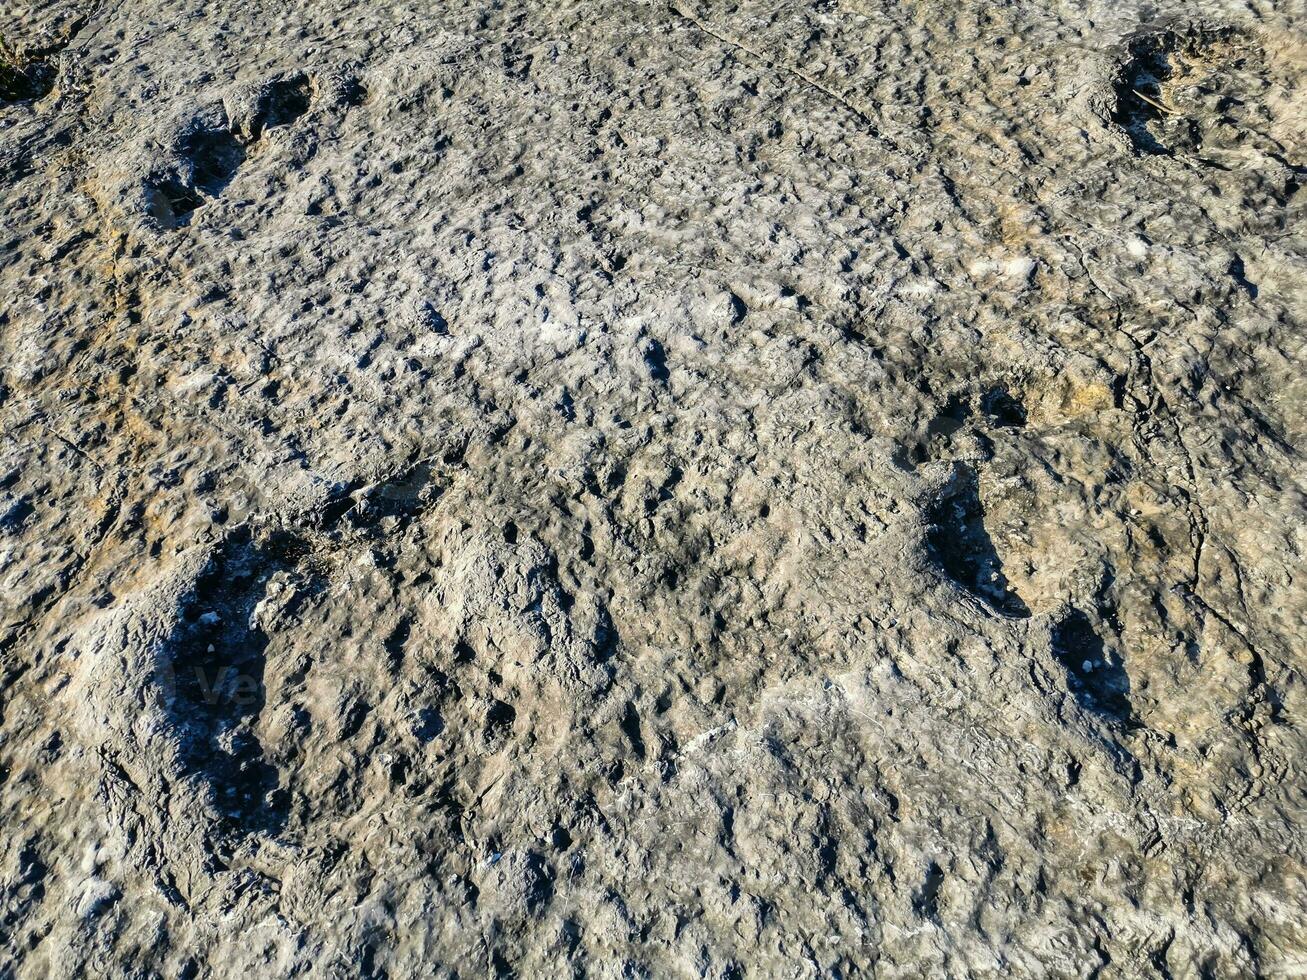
[0,0,1304,975]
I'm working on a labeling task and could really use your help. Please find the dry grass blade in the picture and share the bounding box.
[1132,88,1179,115]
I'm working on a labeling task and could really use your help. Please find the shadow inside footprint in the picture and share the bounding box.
[927,468,1030,618]
[163,531,306,835]
[185,128,248,198]
[1052,608,1132,721]
[147,74,312,228]
[1113,31,1178,156]
[149,128,248,226]
[0,58,55,103]
[981,386,1027,428]
[251,75,312,135]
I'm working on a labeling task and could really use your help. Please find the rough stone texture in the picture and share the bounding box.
[0,0,1304,975]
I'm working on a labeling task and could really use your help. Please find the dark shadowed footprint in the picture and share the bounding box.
[926,466,1030,618]
[150,129,249,224]
[1052,608,1133,722]
[0,54,55,104]
[160,529,311,835]
[249,75,313,136]
[981,385,1027,428]
[147,74,314,228]
[1113,22,1304,192]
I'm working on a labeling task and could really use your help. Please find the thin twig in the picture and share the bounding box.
[1133,89,1178,115]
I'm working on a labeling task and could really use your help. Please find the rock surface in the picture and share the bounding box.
[0,0,1304,975]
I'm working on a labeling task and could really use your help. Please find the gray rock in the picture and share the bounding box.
[0,0,1303,976]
